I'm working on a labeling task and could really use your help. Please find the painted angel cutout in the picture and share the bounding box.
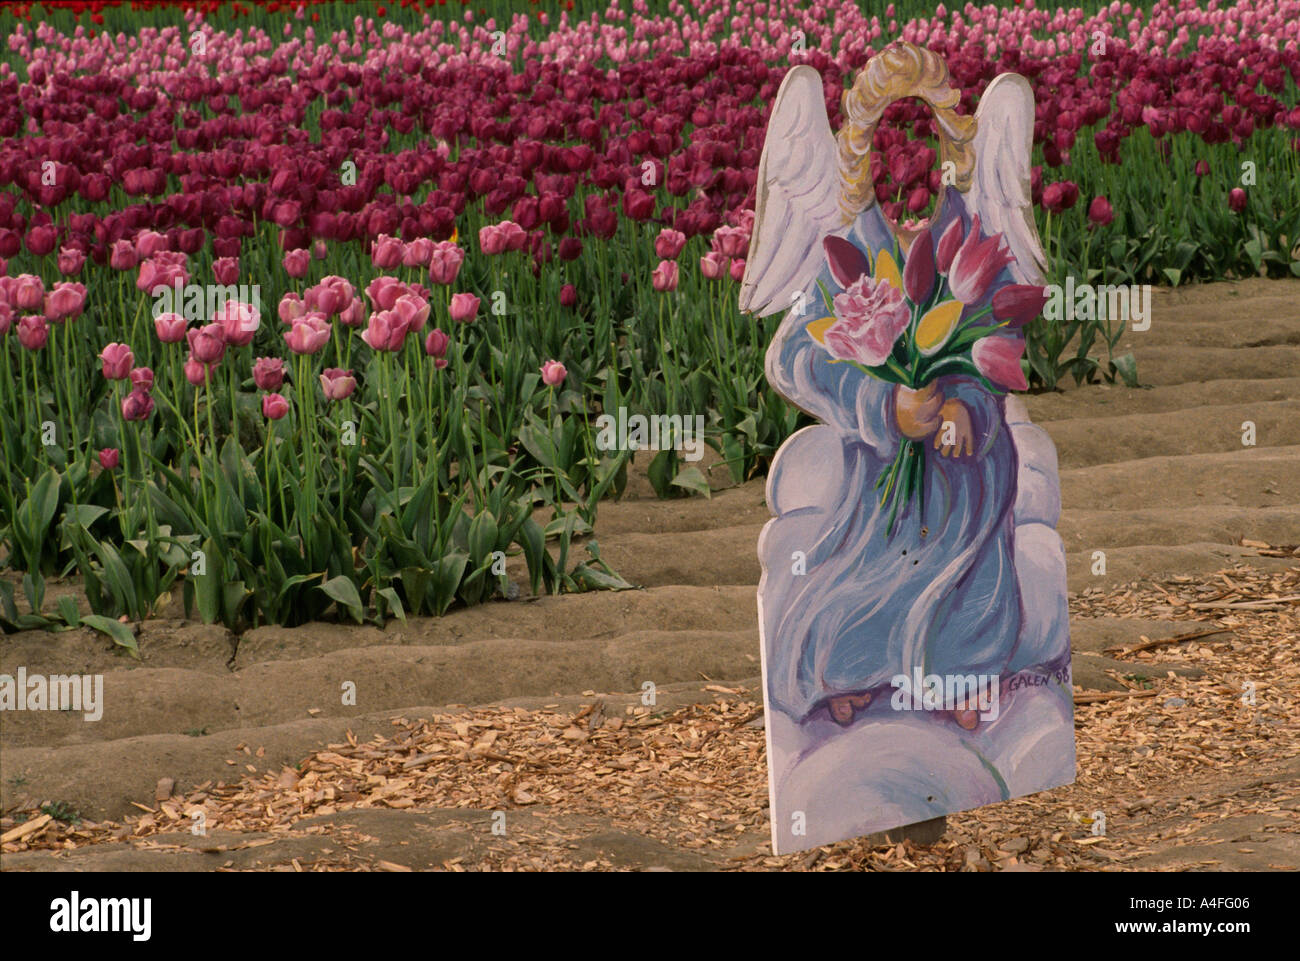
[743,44,1075,855]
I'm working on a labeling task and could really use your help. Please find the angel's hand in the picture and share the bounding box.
[895,383,945,440]
[933,398,975,458]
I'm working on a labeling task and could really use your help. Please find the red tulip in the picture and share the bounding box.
[559,283,577,307]
[98,448,120,470]
[1087,196,1114,227]
[1228,187,1247,212]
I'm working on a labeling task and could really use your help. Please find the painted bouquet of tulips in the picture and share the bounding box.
[806,215,1047,534]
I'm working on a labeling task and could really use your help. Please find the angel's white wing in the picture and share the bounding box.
[738,66,849,317]
[967,73,1046,285]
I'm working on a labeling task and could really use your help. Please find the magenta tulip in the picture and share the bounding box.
[1087,196,1114,227]
[213,300,260,347]
[134,230,169,258]
[12,274,44,311]
[1228,188,1247,212]
[403,237,434,268]
[129,366,154,392]
[57,247,86,276]
[121,388,155,421]
[44,282,86,322]
[98,448,120,470]
[371,234,404,269]
[424,328,449,367]
[560,283,577,308]
[284,314,331,355]
[187,324,226,364]
[213,257,240,286]
[109,239,138,271]
[654,229,687,260]
[392,292,430,332]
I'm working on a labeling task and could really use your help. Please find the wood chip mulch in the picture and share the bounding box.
[4,562,1297,871]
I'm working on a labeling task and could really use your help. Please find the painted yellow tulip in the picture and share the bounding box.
[914,300,964,356]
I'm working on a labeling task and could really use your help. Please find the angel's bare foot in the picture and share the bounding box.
[828,693,872,726]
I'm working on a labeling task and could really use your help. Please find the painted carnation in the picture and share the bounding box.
[824,276,911,368]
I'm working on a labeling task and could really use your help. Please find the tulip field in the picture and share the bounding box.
[0,0,1298,641]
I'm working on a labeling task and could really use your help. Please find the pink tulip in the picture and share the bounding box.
[478,223,506,255]
[946,215,1015,305]
[361,309,410,352]
[428,242,465,285]
[338,296,367,328]
[972,335,1029,391]
[0,302,11,335]
[262,392,290,420]
[448,292,480,323]
[654,228,687,260]
[137,255,188,294]
[1228,187,1247,212]
[313,239,328,260]
[282,248,311,278]
[652,260,679,292]
[365,276,406,310]
[278,292,306,325]
[213,257,240,285]
[109,239,138,271]
[499,222,528,252]
[540,359,567,387]
[305,276,353,316]
[403,237,434,268]
[371,234,404,269]
[154,311,188,343]
[187,324,226,364]
[700,251,726,279]
[134,229,169,258]
[121,388,155,421]
[213,300,260,347]
[319,368,357,401]
[100,343,134,380]
[184,354,216,385]
[13,274,44,311]
[392,293,430,333]
[17,315,49,350]
[57,246,86,276]
[98,448,120,470]
[44,282,86,322]
[253,357,285,391]
[729,257,746,282]
[129,366,154,392]
[1087,196,1114,227]
[424,328,449,368]
[284,314,332,355]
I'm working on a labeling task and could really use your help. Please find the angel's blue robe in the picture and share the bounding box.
[759,189,1070,722]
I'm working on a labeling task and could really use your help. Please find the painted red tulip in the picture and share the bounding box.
[991,285,1049,328]
[253,357,285,391]
[98,448,120,470]
[100,343,134,380]
[972,335,1029,391]
[319,368,357,401]
[824,236,870,288]
[903,229,936,304]
[154,312,187,343]
[540,360,567,386]
[261,392,290,420]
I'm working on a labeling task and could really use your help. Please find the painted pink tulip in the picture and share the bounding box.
[282,248,311,278]
[338,296,367,328]
[392,292,431,332]
[261,392,289,420]
[991,285,1049,328]
[935,218,964,274]
[371,234,404,269]
[253,357,285,391]
[403,237,434,268]
[100,343,134,380]
[13,274,44,311]
[154,312,188,343]
[448,292,480,323]
[946,215,1016,305]
[902,229,936,303]
[652,260,679,292]
[654,229,687,259]
[121,388,155,421]
[129,366,154,392]
[540,360,567,387]
[700,251,726,279]
[1228,187,1247,212]
[213,300,260,347]
[187,324,226,365]
[319,368,357,401]
[825,276,911,368]
[361,309,410,352]
[213,257,240,285]
[98,448,120,470]
[109,239,138,271]
[58,246,86,276]
[284,314,332,355]
[134,229,169,258]
[44,282,86,322]
[428,242,465,285]
[17,315,49,350]
[972,335,1029,391]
